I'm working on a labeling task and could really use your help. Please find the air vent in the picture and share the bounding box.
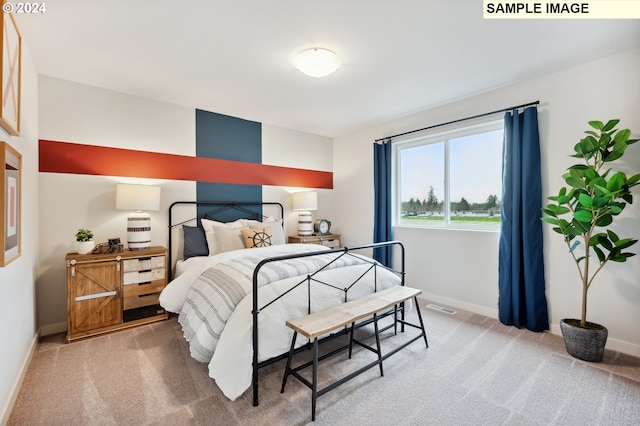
[426,304,457,315]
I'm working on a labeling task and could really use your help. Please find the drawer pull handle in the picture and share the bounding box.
[75,290,117,302]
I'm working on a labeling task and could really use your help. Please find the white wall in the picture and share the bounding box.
[0,45,39,423]
[333,48,640,356]
[262,124,333,234]
[37,76,196,334]
[37,77,332,335]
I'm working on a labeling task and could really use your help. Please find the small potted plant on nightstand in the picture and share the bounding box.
[76,228,95,254]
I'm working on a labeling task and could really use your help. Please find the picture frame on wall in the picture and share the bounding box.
[0,8,21,136]
[1,141,21,266]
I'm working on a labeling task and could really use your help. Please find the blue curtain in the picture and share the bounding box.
[498,107,549,332]
[373,139,392,266]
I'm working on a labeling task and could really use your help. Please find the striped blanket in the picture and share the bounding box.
[178,250,370,363]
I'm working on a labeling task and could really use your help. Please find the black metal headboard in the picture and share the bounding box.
[167,201,284,279]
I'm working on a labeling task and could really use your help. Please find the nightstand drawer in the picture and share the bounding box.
[123,280,166,298]
[124,293,160,310]
[321,238,340,248]
[123,268,165,285]
[288,234,341,247]
[122,256,165,272]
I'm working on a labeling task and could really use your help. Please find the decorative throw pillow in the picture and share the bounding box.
[182,225,208,259]
[248,218,286,245]
[213,225,247,253]
[201,218,245,255]
[241,227,273,248]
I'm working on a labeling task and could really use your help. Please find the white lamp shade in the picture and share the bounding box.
[295,48,341,78]
[116,184,161,212]
[292,191,317,211]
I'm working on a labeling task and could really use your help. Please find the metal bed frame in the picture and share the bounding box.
[167,201,406,407]
[167,200,284,279]
[250,240,406,407]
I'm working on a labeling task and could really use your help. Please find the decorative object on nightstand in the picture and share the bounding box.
[75,228,94,254]
[313,219,331,236]
[65,246,168,342]
[115,183,161,250]
[288,233,341,248]
[91,237,124,254]
[292,191,317,236]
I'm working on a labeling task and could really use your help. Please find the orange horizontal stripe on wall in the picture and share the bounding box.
[39,140,333,189]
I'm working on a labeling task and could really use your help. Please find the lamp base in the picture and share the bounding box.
[127,211,152,250]
[297,211,313,236]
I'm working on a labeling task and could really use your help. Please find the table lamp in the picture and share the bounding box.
[115,184,161,250]
[292,191,317,236]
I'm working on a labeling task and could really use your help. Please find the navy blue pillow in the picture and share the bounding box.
[182,225,208,259]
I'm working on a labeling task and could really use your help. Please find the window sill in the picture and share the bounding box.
[394,222,500,233]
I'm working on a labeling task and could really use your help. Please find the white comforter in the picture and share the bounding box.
[159,244,402,401]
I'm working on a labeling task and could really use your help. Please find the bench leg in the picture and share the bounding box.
[373,313,384,377]
[281,331,298,393]
[413,296,429,348]
[312,337,318,421]
[348,321,355,359]
[393,304,398,335]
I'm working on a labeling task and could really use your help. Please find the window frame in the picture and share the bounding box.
[393,118,504,232]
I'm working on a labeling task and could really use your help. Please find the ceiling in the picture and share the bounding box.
[15,1,640,138]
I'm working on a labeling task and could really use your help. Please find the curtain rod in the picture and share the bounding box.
[374,100,540,142]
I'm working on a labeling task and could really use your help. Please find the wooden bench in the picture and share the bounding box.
[281,286,428,421]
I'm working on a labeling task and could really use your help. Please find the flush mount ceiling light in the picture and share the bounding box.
[295,48,341,78]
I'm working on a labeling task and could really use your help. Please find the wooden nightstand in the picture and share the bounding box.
[288,234,341,248]
[65,246,169,342]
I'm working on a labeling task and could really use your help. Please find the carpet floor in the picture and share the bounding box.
[8,302,640,425]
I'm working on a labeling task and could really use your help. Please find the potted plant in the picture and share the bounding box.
[542,119,639,362]
[75,228,95,254]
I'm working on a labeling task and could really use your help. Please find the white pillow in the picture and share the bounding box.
[200,219,245,256]
[214,226,247,253]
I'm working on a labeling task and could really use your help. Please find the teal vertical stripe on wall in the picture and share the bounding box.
[195,109,263,217]
[196,109,261,162]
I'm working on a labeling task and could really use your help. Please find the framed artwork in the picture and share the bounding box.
[0,8,21,136]
[1,141,21,266]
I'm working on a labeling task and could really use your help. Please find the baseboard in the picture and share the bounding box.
[420,291,499,319]
[1,332,38,426]
[422,293,640,358]
[39,321,66,337]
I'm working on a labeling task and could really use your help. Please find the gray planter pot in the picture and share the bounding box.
[559,318,608,362]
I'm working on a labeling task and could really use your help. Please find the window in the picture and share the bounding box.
[394,120,503,229]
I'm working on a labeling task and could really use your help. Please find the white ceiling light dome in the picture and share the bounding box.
[295,48,341,78]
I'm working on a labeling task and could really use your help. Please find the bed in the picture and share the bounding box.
[159,201,406,406]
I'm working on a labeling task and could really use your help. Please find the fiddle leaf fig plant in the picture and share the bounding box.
[542,119,639,327]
